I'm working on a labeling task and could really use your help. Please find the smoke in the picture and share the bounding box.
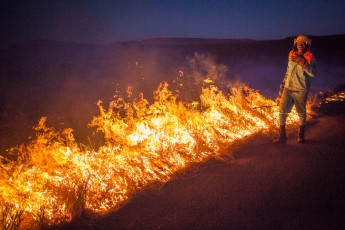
[96,49,231,105]
[154,52,230,103]
[187,53,227,85]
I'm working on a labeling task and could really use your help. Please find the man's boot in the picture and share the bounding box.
[297,125,305,143]
[273,125,286,144]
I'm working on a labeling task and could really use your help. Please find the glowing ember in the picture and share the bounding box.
[324,91,345,103]
[1,80,303,228]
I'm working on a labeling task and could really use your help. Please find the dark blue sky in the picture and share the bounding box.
[1,0,345,45]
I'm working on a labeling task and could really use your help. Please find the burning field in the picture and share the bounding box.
[1,40,344,228]
[0,75,306,229]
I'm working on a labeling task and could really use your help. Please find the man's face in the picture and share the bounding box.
[296,41,308,54]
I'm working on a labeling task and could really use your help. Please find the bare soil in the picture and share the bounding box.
[50,101,345,230]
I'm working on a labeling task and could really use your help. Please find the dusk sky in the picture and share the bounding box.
[1,0,345,46]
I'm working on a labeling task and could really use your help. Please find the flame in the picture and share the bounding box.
[1,80,303,228]
[324,91,345,103]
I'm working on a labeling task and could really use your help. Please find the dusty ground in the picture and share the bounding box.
[49,100,345,230]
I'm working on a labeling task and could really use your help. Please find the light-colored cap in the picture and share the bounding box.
[294,34,311,46]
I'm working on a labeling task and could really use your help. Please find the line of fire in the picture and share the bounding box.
[1,72,344,228]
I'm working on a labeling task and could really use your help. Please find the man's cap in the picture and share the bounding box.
[294,34,311,46]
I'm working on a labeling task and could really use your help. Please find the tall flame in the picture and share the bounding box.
[1,80,301,228]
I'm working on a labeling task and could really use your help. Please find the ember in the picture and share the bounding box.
[1,80,302,228]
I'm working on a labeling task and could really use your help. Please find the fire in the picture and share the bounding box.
[324,91,345,103]
[0,80,301,228]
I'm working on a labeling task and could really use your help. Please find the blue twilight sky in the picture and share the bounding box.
[1,0,345,45]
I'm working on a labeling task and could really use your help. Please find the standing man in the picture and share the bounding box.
[274,35,317,144]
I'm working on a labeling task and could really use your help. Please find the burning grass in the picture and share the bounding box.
[1,80,303,229]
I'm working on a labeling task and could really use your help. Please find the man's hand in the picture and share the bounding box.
[291,53,308,69]
[276,83,284,106]
[275,96,281,105]
[280,82,285,89]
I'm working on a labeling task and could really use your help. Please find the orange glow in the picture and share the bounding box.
[1,80,303,228]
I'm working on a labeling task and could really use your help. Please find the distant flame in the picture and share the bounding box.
[324,91,345,103]
[1,80,303,228]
